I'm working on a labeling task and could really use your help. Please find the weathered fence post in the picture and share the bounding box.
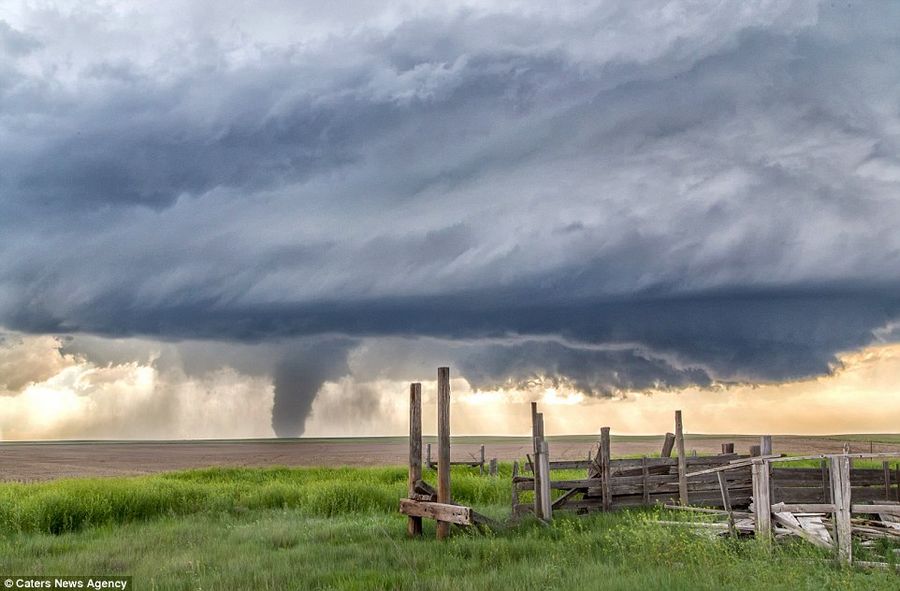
[479,444,486,475]
[436,367,451,540]
[538,439,552,521]
[675,410,689,505]
[511,460,520,518]
[661,432,676,457]
[717,471,736,536]
[426,443,432,469]
[830,454,852,565]
[751,460,771,544]
[531,403,545,518]
[600,426,612,511]
[750,445,761,457]
[883,461,891,500]
[489,458,498,477]
[407,383,423,537]
[760,436,772,456]
[721,443,734,455]
[641,456,650,506]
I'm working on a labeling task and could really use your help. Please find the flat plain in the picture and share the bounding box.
[3,434,900,481]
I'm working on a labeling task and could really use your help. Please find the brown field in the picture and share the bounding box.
[2,434,899,481]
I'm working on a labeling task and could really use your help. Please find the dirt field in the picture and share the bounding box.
[2,435,899,481]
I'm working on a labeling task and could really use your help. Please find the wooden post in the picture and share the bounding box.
[426,443,432,469]
[752,460,771,543]
[407,383,423,537]
[884,461,892,500]
[675,410,689,505]
[539,439,552,521]
[511,460,520,518]
[760,436,772,456]
[436,367,451,540]
[641,456,650,506]
[821,459,831,503]
[721,443,734,455]
[489,458,498,477]
[600,426,612,511]
[830,455,852,565]
[479,444,486,475]
[533,412,546,519]
[717,471,735,536]
[661,433,676,457]
[750,445,761,457]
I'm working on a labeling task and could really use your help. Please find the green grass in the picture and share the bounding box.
[0,466,899,590]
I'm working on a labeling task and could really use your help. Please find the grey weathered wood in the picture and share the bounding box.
[642,456,650,506]
[399,499,473,526]
[532,412,546,519]
[511,461,521,517]
[436,366,451,540]
[772,512,833,549]
[539,439,552,520]
[750,445,761,457]
[407,382,423,537]
[675,411,688,505]
[601,426,612,511]
[426,443,432,470]
[821,460,830,504]
[661,432,676,457]
[531,402,540,455]
[752,461,771,542]
[851,504,900,514]
[717,471,735,534]
[884,461,891,500]
[479,444,486,475]
[770,502,835,513]
[552,487,581,509]
[760,436,773,456]
[489,458,498,477]
[721,443,735,455]
[830,455,852,565]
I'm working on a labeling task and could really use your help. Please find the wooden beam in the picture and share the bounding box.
[400,499,473,526]
[511,460,521,518]
[407,383,423,537]
[771,502,835,513]
[752,461,771,543]
[661,433,676,458]
[600,426,612,511]
[489,458,498,477]
[436,366,451,540]
[851,504,900,514]
[479,444,486,475]
[717,471,735,535]
[760,436,773,456]
[830,455,852,565]
[675,410,688,505]
[533,412,546,519]
[642,456,650,506]
[538,439,552,520]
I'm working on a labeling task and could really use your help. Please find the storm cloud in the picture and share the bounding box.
[1,0,900,434]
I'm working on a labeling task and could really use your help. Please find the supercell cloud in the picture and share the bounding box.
[1,1,900,435]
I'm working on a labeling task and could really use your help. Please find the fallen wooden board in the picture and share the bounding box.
[399,499,473,526]
[772,512,833,550]
[796,515,834,547]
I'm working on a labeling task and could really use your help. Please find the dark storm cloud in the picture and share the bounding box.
[2,0,900,416]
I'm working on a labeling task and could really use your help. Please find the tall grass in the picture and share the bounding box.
[0,465,509,535]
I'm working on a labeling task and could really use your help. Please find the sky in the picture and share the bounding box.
[1,0,900,439]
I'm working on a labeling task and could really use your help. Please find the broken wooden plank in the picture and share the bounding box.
[400,499,473,526]
[772,512,833,550]
[771,502,835,513]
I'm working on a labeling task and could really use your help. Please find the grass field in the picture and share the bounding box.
[1,465,899,590]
